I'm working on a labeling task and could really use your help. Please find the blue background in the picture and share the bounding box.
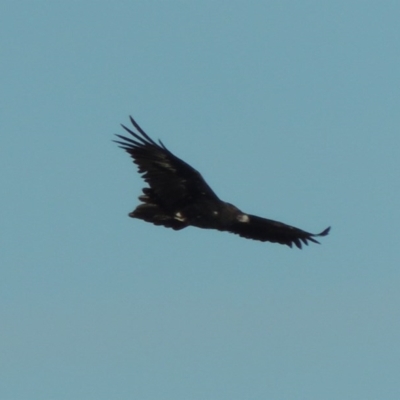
[2,2,399,399]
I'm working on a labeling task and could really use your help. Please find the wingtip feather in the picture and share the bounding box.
[317,226,331,237]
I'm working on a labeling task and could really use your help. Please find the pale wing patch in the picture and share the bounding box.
[174,211,186,222]
[237,214,250,223]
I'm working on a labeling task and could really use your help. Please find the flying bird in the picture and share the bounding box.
[115,117,330,249]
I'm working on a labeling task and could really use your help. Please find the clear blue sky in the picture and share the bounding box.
[2,2,400,399]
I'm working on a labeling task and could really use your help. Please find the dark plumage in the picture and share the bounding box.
[115,116,330,249]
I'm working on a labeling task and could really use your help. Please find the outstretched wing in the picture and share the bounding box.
[228,215,330,248]
[114,116,219,208]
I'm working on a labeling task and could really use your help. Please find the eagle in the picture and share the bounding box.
[115,117,330,249]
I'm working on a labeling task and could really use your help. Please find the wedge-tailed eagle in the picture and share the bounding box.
[115,117,330,249]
